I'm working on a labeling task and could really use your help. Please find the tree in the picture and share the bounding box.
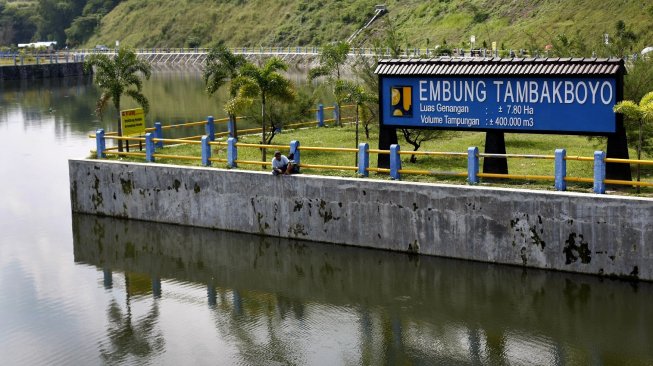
[351,16,406,137]
[623,57,653,156]
[612,20,638,57]
[65,15,100,46]
[203,43,247,137]
[549,31,590,57]
[335,80,376,164]
[99,276,164,364]
[228,57,295,162]
[0,2,37,44]
[524,31,543,57]
[84,48,152,152]
[613,91,653,191]
[36,0,85,46]
[400,129,445,163]
[308,41,350,126]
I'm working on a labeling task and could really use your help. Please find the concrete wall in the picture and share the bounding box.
[0,62,87,80]
[69,159,653,280]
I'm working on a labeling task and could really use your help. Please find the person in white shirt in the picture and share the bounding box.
[271,150,295,175]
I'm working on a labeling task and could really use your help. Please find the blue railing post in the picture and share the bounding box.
[358,143,369,177]
[290,140,300,172]
[227,137,237,168]
[554,149,567,191]
[206,116,215,141]
[390,144,401,180]
[145,132,155,162]
[333,103,340,126]
[467,147,479,184]
[201,135,211,166]
[96,129,106,158]
[317,104,324,127]
[154,122,163,148]
[228,115,236,138]
[593,151,606,194]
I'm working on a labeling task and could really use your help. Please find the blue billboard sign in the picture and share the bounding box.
[382,76,617,133]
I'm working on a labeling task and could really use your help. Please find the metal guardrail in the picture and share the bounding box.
[92,127,653,195]
[89,108,652,195]
[70,46,506,61]
[1,52,86,66]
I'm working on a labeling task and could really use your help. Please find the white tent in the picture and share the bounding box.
[17,41,57,49]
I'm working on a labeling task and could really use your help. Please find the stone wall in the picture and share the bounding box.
[69,159,653,280]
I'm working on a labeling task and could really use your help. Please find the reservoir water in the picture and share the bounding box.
[1,70,653,365]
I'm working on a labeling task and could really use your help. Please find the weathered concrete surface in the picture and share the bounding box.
[69,159,653,280]
[0,62,87,80]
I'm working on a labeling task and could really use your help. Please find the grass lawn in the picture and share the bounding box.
[100,123,653,197]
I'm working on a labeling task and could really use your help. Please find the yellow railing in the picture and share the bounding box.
[308,104,356,112]
[90,121,653,195]
[600,158,653,187]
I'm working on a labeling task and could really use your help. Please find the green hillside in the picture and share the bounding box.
[84,0,653,52]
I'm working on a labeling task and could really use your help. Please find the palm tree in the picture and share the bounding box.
[203,43,247,138]
[84,48,151,152]
[228,58,295,162]
[99,275,164,364]
[613,91,653,192]
[308,41,350,126]
[335,80,376,164]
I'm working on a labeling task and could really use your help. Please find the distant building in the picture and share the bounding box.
[17,41,57,50]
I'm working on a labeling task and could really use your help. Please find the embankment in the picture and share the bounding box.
[69,159,653,280]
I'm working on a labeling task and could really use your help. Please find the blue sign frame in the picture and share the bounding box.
[381,76,617,134]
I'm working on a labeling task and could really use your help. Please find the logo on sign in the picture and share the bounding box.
[391,86,412,117]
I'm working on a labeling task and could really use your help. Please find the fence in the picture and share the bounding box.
[92,125,653,195]
[90,103,356,149]
[0,52,86,66]
[71,47,503,59]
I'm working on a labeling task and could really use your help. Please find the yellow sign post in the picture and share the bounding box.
[120,108,145,137]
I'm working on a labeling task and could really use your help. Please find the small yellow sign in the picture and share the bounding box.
[492,41,497,52]
[120,108,145,136]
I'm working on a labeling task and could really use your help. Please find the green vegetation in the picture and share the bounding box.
[334,79,375,155]
[203,43,247,137]
[3,0,653,54]
[614,92,653,191]
[229,57,295,161]
[84,47,151,151]
[0,0,37,45]
[0,0,120,46]
[309,41,350,126]
[87,0,653,53]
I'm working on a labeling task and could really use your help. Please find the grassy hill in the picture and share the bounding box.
[84,0,653,52]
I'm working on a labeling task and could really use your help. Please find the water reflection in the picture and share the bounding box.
[0,75,101,133]
[0,66,331,143]
[99,282,164,365]
[72,214,653,365]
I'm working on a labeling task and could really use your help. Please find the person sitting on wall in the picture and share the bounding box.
[272,150,295,176]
